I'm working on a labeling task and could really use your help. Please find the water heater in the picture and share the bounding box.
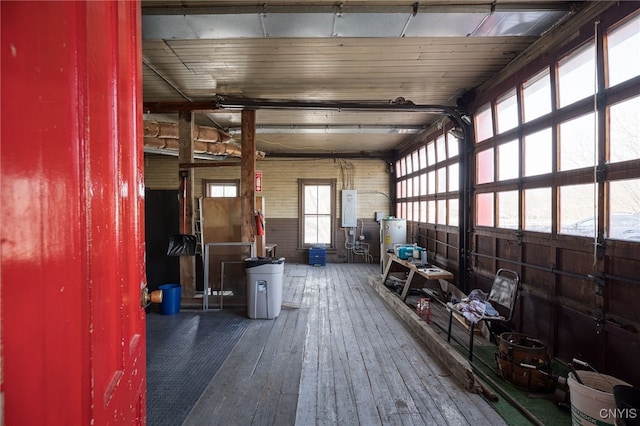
[380,218,406,272]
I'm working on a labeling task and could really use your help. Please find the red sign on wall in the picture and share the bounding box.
[255,170,263,192]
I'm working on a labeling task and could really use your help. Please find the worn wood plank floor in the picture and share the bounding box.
[182,263,506,426]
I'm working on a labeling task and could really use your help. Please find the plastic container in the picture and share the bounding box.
[568,371,630,425]
[158,284,181,315]
[245,257,285,319]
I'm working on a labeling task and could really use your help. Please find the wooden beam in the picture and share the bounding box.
[178,111,196,298]
[240,110,256,246]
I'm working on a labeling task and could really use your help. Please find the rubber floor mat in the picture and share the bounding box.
[146,310,249,426]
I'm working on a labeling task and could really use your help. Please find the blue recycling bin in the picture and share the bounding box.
[159,284,181,315]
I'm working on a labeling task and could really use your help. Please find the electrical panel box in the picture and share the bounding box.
[341,190,357,227]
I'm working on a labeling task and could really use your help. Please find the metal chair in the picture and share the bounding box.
[447,269,520,361]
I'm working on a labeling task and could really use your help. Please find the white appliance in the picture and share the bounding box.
[379,218,406,273]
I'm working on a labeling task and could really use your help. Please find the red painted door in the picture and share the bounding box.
[1,1,146,424]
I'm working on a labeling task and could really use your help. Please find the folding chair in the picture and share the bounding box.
[447,269,520,361]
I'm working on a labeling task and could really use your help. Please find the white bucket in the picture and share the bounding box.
[568,371,630,425]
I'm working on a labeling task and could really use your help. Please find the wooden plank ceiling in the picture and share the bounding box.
[141,0,580,158]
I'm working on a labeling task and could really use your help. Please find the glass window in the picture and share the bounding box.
[558,43,596,108]
[448,163,459,192]
[419,146,427,170]
[413,202,420,223]
[428,170,436,194]
[475,103,494,142]
[436,134,447,161]
[406,202,413,221]
[476,193,494,227]
[398,180,406,198]
[559,112,596,171]
[205,181,238,197]
[497,191,519,229]
[498,140,519,181]
[496,89,518,133]
[559,183,596,238]
[607,14,640,87]
[303,183,333,245]
[420,200,427,223]
[398,159,405,177]
[428,200,436,223]
[447,132,459,158]
[427,142,436,166]
[609,179,640,241]
[449,199,459,226]
[477,148,494,184]
[398,202,406,219]
[437,168,447,193]
[524,187,551,233]
[420,173,427,196]
[437,200,447,225]
[524,128,552,177]
[413,176,420,197]
[407,177,413,198]
[609,95,640,163]
[523,68,552,122]
[412,151,419,173]
[405,154,413,174]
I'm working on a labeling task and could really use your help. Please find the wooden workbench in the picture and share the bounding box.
[381,254,454,302]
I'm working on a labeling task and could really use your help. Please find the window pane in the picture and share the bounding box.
[406,202,413,221]
[609,96,640,163]
[427,142,436,166]
[224,185,237,197]
[437,168,447,193]
[420,200,427,223]
[436,134,447,161]
[304,216,318,244]
[437,200,446,225]
[524,128,552,177]
[496,89,518,133]
[498,140,519,181]
[607,15,640,87]
[558,43,596,108]
[420,173,427,196]
[559,112,596,171]
[407,178,413,198]
[428,171,435,194]
[413,202,420,223]
[397,160,404,177]
[497,191,519,229]
[609,179,640,241]
[317,185,331,214]
[449,199,459,226]
[476,193,494,227]
[428,200,436,223]
[524,187,551,233]
[447,132,459,158]
[419,146,427,169]
[559,183,596,238]
[316,216,331,244]
[475,104,493,142]
[305,186,318,214]
[412,151,419,172]
[477,148,494,184]
[448,163,459,192]
[523,68,551,122]
[405,154,413,174]
[210,186,224,197]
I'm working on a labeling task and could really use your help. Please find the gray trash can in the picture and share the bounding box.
[245,257,285,319]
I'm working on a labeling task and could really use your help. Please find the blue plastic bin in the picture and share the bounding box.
[159,284,181,315]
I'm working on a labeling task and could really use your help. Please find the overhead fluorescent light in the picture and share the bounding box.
[227,124,425,135]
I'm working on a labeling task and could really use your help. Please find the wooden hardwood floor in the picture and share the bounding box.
[182,263,506,426]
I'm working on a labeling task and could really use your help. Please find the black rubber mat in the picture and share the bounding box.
[146,310,250,426]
